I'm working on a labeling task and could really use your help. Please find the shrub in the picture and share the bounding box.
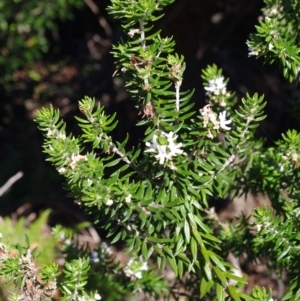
[2,0,300,300]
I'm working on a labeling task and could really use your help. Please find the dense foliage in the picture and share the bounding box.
[1,0,300,300]
[248,0,300,82]
[0,0,83,85]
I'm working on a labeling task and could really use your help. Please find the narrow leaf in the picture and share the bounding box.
[228,286,241,301]
[216,283,225,301]
[190,237,198,261]
[184,219,191,243]
[200,278,214,298]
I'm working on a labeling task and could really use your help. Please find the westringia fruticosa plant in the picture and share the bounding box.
[33,0,300,300]
[247,0,300,83]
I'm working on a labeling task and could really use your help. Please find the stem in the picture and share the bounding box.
[139,18,146,50]
[138,18,150,90]
[103,134,155,182]
[138,18,161,131]
[175,81,181,112]
[240,117,252,140]
[204,116,253,186]
[0,171,23,197]
[156,43,164,59]
[109,143,132,166]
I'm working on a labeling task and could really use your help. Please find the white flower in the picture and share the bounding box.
[90,251,99,263]
[246,40,259,57]
[94,294,101,300]
[205,76,227,95]
[292,153,298,163]
[168,161,177,170]
[75,199,82,205]
[0,232,2,239]
[21,249,32,264]
[248,50,259,56]
[270,6,278,15]
[145,131,183,165]
[58,167,66,174]
[200,106,232,137]
[65,239,72,246]
[46,128,56,137]
[69,153,87,169]
[101,242,113,255]
[145,134,158,150]
[106,199,114,206]
[128,28,140,38]
[125,194,132,203]
[219,111,232,131]
[58,132,66,140]
[124,257,148,279]
[155,144,169,164]
[46,128,67,140]
[206,129,214,139]
[145,136,166,164]
[200,105,220,131]
[163,131,184,157]
[145,135,168,164]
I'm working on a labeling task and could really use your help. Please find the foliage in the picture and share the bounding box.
[1,0,300,300]
[0,0,84,85]
[0,209,56,264]
[0,220,167,301]
[248,0,300,82]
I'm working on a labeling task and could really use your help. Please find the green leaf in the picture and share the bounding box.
[163,246,174,257]
[136,184,145,199]
[282,288,293,300]
[216,283,225,301]
[146,245,154,261]
[223,272,245,284]
[126,238,136,253]
[184,219,191,243]
[228,286,241,301]
[168,255,178,276]
[213,266,227,285]
[200,232,221,244]
[209,252,226,271]
[142,240,148,260]
[152,86,174,96]
[178,259,184,279]
[133,236,141,251]
[201,245,210,264]
[153,245,164,257]
[193,216,211,234]
[24,234,30,248]
[200,278,214,298]
[277,245,291,261]
[191,226,204,247]
[104,158,122,167]
[161,256,167,271]
[203,262,212,281]
[157,256,162,269]
[187,212,197,227]
[190,237,198,261]
[175,235,185,256]
[178,253,191,265]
